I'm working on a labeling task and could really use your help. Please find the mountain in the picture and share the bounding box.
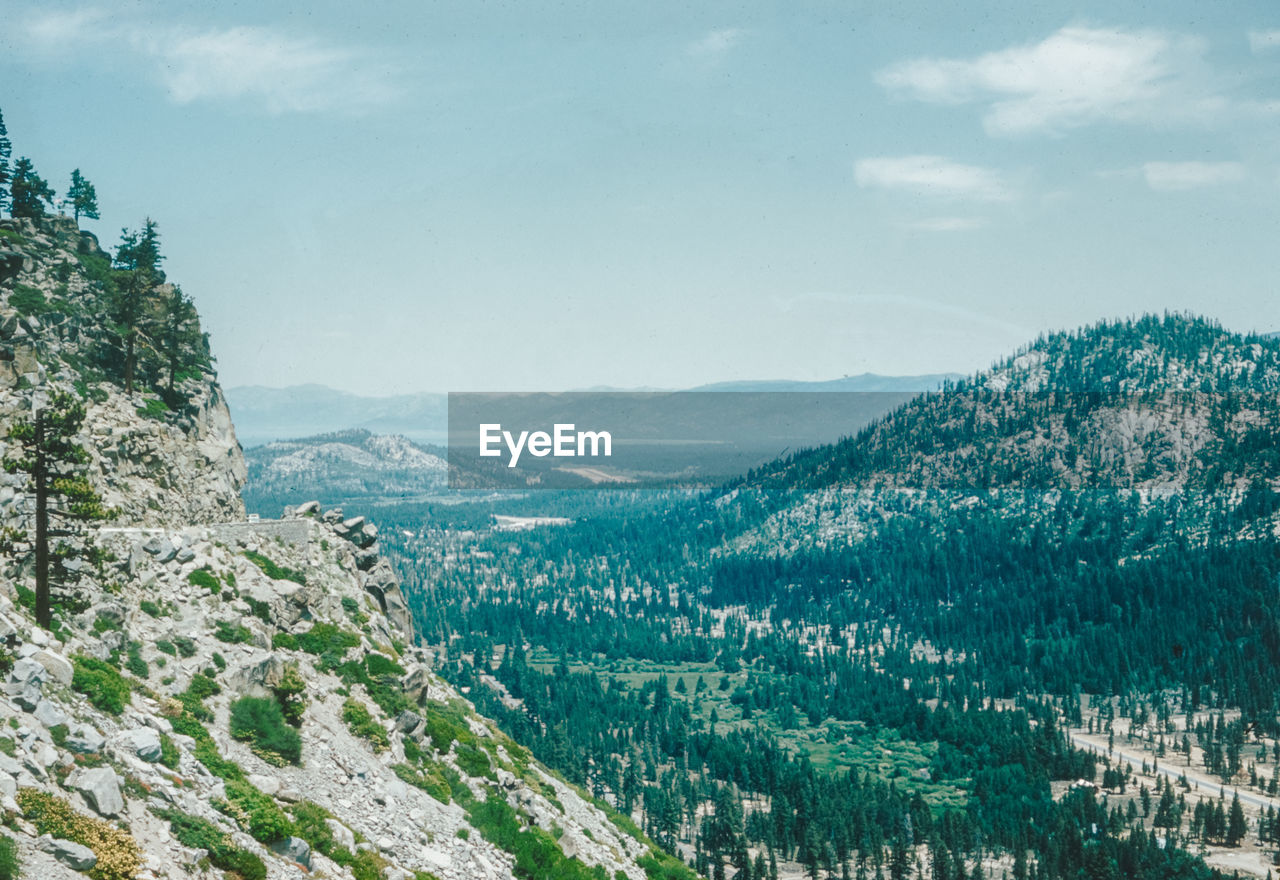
[383,313,1280,880]
[224,386,449,448]
[227,374,960,448]
[243,430,448,517]
[689,372,960,392]
[0,213,682,880]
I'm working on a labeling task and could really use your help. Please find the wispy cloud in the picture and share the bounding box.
[1141,161,1246,191]
[18,8,401,114]
[876,25,1227,135]
[854,156,1012,201]
[904,216,987,232]
[1248,30,1280,52]
[686,28,743,60]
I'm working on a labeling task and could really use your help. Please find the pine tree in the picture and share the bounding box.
[67,169,99,222]
[3,390,109,628]
[0,109,11,214]
[1227,792,1248,846]
[111,219,164,393]
[10,157,54,219]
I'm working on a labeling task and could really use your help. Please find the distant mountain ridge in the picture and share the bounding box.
[227,373,960,448]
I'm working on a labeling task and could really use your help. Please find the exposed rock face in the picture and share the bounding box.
[0,215,246,528]
[0,214,667,880]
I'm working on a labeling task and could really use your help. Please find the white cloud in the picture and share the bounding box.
[19,8,400,114]
[686,28,743,59]
[876,25,1225,135]
[1141,161,1246,190]
[904,217,987,232]
[1248,30,1280,52]
[854,156,1012,201]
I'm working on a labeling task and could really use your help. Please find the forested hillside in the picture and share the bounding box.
[386,314,1280,880]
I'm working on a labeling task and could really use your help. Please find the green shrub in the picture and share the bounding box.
[274,664,307,727]
[136,397,170,420]
[272,632,298,650]
[229,696,302,766]
[211,652,227,670]
[454,742,494,780]
[173,636,197,657]
[155,639,176,655]
[125,643,148,679]
[18,788,143,880]
[220,780,295,843]
[0,834,17,880]
[187,568,220,593]
[297,622,359,656]
[158,732,180,770]
[156,808,267,880]
[393,762,451,803]
[465,792,605,880]
[49,724,69,747]
[246,598,271,623]
[341,698,389,752]
[365,652,404,677]
[140,600,163,618]
[72,655,131,715]
[214,619,252,644]
[242,550,306,585]
[9,285,47,316]
[289,801,337,856]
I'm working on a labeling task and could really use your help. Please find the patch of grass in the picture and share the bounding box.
[154,808,266,880]
[9,285,47,316]
[229,696,302,766]
[217,780,295,844]
[393,762,451,803]
[242,550,306,585]
[136,397,170,420]
[159,732,180,770]
[187,568,221,593]
[466,792,604,880]
[214,619,253,644]
[125,642,148,679]
[139,599,164,618]
[173,636,197,657]
[72,655,132,715]
[0,834,17,880]
[297,621,359,656]
[245,597,271,623]
[341,698,389,752]
[272,632,298,650]
[454,742,494,780]
[18,788,143,880]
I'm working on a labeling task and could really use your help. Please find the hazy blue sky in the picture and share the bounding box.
[3,2,1278,393]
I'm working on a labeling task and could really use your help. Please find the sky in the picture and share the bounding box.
[3,1,1279,394]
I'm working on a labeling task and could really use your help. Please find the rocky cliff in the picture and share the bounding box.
[0,215,678,880]
[0,215,246,527]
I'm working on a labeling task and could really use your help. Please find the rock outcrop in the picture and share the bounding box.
[0,213,673,880]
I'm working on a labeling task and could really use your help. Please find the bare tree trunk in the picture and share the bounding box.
[34,411,49,629]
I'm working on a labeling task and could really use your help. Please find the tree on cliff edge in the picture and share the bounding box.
[10,157,55,220]
[67,169,99,222]
[3,390,109,628]
[0,109,11,215]
[111,219,164,394]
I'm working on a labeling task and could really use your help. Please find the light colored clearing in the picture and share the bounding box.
[492,514,572,531]
[553,466,637,484]
[1204,849,1272,877]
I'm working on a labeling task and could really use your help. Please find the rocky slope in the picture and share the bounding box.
[0,215,679,880]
